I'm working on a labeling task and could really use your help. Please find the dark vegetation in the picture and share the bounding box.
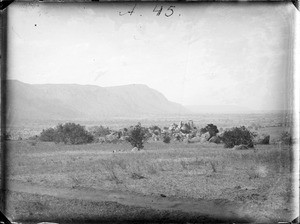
[1,131,11,141]
[127,124,148,149]
[36,121,292,149]
[202,124,219,138]
[280,131,293,145]
[221,126,254,148]
[89,125,111,138]
[40,123,93,145]
[163,135,171,144]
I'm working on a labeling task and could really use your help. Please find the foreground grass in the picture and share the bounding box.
[8,191,250,223]
[6,140,296,223]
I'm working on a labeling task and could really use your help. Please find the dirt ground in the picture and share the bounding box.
[5,139,297,223]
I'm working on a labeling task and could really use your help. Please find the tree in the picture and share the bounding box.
[199,124,219,140]
[280,131,293,145]
[39,127,56,142]
[180,123,192,134]
[221,126,254,148]
[127,124,147,149]
[205,124,219,138]
[163,133,171,143]
[39,123,93,145]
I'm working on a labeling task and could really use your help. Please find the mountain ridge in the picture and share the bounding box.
[7,80,189,121]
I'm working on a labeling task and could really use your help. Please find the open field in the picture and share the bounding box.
[5,138,296,223]
[7,112,292,140]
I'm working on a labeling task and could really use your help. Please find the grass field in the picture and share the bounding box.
[5,138,297,223]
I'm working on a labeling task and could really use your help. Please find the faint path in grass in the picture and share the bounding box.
[8,180,252,222]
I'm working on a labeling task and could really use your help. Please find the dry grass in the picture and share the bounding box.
[6,138,296,223]
[7,141,293,190]
[6,115,296,222]
[180,160,188,170]
[101,160,123,184]
[69,174,86,189]
[7,191,243,223]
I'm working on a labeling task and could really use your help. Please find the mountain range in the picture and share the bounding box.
[7,80,188,121]
[5,80,260,122]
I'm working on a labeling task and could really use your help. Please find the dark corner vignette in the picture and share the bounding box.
[291,0,299,10]
[1,6,10,224]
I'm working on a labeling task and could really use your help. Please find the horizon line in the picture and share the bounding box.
[7,79,292,113]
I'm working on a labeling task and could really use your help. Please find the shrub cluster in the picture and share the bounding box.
[200,124,219,137]
[1,132,11,141]
[40,123,93,145]
[89,126,111,138]
[280,131,293,145]
[39,128,56,142]
[36,121,272,149]
[221,126,254,148]
[163,135,171,144]
[127,124,147,149]
[205,124,219,137]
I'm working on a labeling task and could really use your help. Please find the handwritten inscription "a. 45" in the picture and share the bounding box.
[119,4,178,17]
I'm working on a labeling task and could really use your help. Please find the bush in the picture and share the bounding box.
[89,125,111,138]
[127,124,147,149]
[199,128,207,135]
[221,126,254,148]
[1,132,11,141]
[56,123,94,144]
[149,125,161,131]
[39,123,93,145]
[200,124,219,138]
[181,123,191,134]
[253,133,270,145]
[40,128,56,142]
[163,135,171,143]
[205,124,219,137]
[280,131,293,145]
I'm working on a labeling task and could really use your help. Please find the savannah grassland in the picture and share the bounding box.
[5,114,297,223]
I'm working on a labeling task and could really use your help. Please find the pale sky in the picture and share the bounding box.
[7,2,296,110]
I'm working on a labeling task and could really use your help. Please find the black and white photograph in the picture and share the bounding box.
[1,1,299,223]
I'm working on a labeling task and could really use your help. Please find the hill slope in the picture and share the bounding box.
[7,80,188,121]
